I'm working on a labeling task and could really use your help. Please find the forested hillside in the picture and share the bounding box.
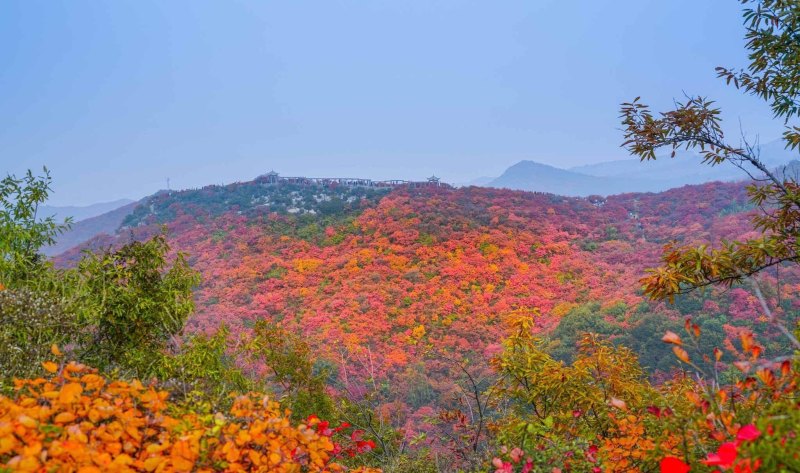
[4,2,799,471]
[56,178,796,427]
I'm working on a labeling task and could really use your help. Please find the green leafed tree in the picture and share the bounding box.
[0,168,70,285]
[619,0,800,350]
[77,232,201,376]
[245,320,335,421]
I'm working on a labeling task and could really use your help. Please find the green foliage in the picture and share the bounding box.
[0,288,81,393]
[548,303,615,363]
[246,320,335,421]
[491,312,655,470]
[76,232,200,375]
[0,171,258,410]
[334,395,408,471]
[161,326,255,407]
[123,181,388,228]
[743,397,800,471]
[376,452,439,473]
[620,0,800,358]
[718,0,800,145]
[494,312,652,432]
[0,168,70,285]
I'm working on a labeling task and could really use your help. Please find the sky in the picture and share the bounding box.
[0,0,789,206]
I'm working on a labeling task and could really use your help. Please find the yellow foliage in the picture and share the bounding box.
[293,258,324,273]
[411,325,426,340]
[0,362,380,472]
[550,302,577,318]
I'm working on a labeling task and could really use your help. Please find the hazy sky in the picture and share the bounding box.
[0,0,788,205]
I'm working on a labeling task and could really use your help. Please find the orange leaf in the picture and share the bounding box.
[50,344,62,357]
[610,397,628,410]
[42,361,58,373]
[54,412,76,424]
[756,368,775,387]
[58,382,83,404]
[77,467,102,473]
[740,332,754,352]
[673,346,690,363]
[750,345,762,360]
[662,331,683,345]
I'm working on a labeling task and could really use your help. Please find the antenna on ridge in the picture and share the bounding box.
[166,177,171,192]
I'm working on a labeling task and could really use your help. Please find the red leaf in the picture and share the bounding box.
[702,442,738,467]
[736,424,761,443]
[660,456,690,473]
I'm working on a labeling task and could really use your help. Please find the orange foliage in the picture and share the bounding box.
[0,362,380,473]
[56,181,794,433]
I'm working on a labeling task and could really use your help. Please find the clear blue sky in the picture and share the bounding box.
[0,0,786,205]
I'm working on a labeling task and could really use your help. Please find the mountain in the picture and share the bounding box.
[54,176,796,429]
[487,161,629,196]
[39,198,135,223]
[42,201,139,257]
[486,140,799,195]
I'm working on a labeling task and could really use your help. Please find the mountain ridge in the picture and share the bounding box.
[40,198,135,223]
[484,140,798,195]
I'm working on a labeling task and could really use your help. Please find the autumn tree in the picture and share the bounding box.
[620,0,800,350]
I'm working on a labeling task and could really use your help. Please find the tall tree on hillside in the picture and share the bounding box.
[620,0,800,349]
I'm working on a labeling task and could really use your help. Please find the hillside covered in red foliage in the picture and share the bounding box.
[56,179,798,431]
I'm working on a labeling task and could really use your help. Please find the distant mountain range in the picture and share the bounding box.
[40,198,135,223]
[41,199,138,257]
[484,140,799,196]
[41,140,800,257]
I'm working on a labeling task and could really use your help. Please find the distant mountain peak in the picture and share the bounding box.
[482,140,799,196]
[39,198,136,223]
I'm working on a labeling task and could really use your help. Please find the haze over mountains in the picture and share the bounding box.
[485,140,798,196]
[42,140,798,257]
[42,200,139,257]
[40,199,135,223]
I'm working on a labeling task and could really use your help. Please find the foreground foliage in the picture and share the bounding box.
[0,359,380,472]
[2,2,800,471]
[489,318,800,472]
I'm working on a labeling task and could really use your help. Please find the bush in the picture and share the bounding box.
[0,288,81,393]
[0,360,381,472]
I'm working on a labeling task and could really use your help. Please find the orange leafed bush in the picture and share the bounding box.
[0,362,380,472]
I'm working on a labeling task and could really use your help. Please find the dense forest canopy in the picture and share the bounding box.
[1,1,800,472]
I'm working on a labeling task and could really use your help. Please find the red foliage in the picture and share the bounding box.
[54,181,798,428]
